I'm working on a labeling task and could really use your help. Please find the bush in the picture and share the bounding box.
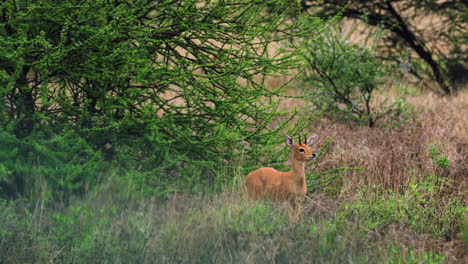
[0,0,323,199]
[0,129,106,201]
[296,27,409,128]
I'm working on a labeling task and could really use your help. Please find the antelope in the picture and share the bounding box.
[245,134,319,209]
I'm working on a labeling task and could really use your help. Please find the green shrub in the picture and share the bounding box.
[429,144,450,170]
[0,0,323,200]
[0,129,106,201]
[296,26,409,128]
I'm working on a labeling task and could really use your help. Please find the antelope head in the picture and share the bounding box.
[285,134,319,162]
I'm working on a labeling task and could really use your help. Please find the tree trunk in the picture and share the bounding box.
[306,1,453,95]
[385,2,451,95]
[13,66,35,138]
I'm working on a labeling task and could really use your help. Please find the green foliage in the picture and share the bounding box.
[386,246,445,264]
[340,175,466,240]
[305,1,467,94]
[295,26,409,127]
[0,0,324,199]
[0,129,106,201]
[429,145,450,169]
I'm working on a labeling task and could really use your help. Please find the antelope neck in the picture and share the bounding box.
[291,156,305,179]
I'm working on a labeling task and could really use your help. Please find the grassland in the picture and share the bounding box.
[1,90,467,263]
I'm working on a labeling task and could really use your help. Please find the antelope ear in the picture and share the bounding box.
[306,134,319,147]
[285,136,295,149]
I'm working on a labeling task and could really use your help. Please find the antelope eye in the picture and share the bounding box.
[299,148,305,153]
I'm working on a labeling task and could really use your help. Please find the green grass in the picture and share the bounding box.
[340,177,466,239]
[1,177,465,263]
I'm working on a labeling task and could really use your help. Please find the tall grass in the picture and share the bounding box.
[0,91,467,263]
[311,91,468,195]
[0,186,463,263]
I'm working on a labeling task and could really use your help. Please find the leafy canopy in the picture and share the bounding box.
[0,0,324,199]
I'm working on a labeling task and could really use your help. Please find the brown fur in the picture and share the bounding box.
[245,135,319,204]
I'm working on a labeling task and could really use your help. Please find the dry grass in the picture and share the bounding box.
[309,91,467,196]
